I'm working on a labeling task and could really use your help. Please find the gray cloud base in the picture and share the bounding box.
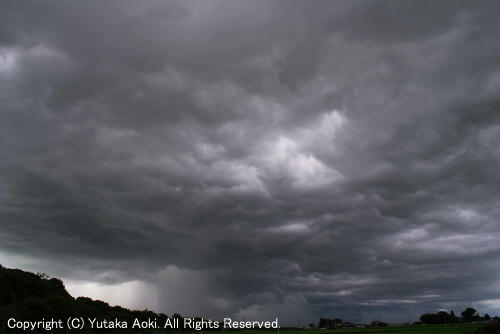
[1,0,500,324]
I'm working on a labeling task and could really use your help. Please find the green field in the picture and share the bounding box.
[221,324,486,334]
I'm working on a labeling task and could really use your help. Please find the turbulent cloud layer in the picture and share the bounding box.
[1,0,500,324]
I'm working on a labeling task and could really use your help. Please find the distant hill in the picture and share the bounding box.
[0,264,169,333]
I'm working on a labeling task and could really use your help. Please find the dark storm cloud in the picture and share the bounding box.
[2,0,500,323]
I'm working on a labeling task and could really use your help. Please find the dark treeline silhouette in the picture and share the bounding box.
[0,264,181,333]
[419,308,498,325]
[316,307,499,330]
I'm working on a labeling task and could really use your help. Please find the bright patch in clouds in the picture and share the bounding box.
[266,136,343,189]
[0,48,18,73]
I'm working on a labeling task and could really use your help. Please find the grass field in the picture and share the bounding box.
[221,324,486,334]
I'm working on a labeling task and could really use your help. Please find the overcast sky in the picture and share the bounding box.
[1,0,500,324]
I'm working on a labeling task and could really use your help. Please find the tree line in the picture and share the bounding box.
[419,308,498,325]
[315,307,499,329]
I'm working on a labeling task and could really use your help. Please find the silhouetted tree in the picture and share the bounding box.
[462,308,477,322]
[437,311,450,324]
[420,310,460,325]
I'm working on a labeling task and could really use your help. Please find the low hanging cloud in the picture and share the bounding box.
[1,0,500,324]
